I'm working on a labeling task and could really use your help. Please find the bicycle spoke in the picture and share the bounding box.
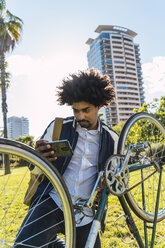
[0,138,75,248]
[118,112,165,223]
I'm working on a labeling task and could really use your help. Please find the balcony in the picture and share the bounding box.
[109,109,117,113]
[111,37,122,42]
[125,54,135,60]
[116,82,137,87]
[117,98,140,102]
[136,57,141,62]
[125,58,135,63]
[137,69,142,74]
[115,78,136,83]
[135,52,141,56]
[104,66,113,70]
[117,93,139,99]
[102,48,111,53]
[113,60,125,65]
[134,45,140,51]
[112,47,124,53]
[124,44,133,49]
[126,74,137,79]
[115,66,126,73]
[118,103,140,108]
[102,41,110,46]
[102,61,112,66]
[117,88,138,93]
[104,72,113,75]
[126,64,136,69]
[101,50,111,55]
[126,69,136,74]
[102,54,111,60]
[124,39,133,44]
[111,115,118,119]
[118,109,135,114]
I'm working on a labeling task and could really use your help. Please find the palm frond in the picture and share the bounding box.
[0,0,6,14]
[8,20,23,30]
[0,22,6,35]
[0,8,23,54]
[6,23,21,42]
[0,31,14,54]
[6,10,23,24]
[0,3,23,54]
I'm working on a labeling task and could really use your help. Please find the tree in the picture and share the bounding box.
[122,98,165,147]
[0,0,23,174]
[154,96,165,126]
[113,121,125,136]
[134,97,165,126]
[15,135,35,148]
[15,135,35,167]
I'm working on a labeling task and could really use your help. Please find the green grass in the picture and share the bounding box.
[0,166,29,247]
[102,194,165,247]
[101,187,165,247]
[0,166,165,247]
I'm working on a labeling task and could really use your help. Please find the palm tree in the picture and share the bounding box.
[0,61,11,88]
[0,61,10,138]
[0,0,23,174]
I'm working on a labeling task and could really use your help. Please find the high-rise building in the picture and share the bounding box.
[7,116,29,139]
[86,25,145,126]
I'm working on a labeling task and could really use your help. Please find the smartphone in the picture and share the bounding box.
[46,140,73,157]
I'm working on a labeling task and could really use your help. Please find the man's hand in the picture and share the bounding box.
[35,139,57,162]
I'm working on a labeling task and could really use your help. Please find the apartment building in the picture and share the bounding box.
[7,116,29,139]
[86,25,145,126]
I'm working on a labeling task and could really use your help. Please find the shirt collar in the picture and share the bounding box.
[77,119,101,135]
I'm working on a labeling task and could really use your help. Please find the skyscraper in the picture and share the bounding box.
[86,25,145,126]
[7,116,29,139]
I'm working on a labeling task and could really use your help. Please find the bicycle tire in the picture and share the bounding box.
[0,138,76,247]
[118,112,165,223]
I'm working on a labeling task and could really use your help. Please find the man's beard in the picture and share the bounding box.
[78,120,91,129]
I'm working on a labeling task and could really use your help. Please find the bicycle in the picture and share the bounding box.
[0,112,165,247]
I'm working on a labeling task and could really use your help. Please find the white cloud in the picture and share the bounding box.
[142,56,165,102]
[3,52,88,139]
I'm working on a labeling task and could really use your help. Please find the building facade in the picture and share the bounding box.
[86,25,145,126]
[7,116,29,139]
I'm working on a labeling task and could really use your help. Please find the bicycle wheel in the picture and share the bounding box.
[0,138,76,247]
[118,112,165,223]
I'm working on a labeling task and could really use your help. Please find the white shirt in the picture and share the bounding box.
[50,122,100,226]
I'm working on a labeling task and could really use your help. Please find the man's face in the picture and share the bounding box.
[72,101,100,130]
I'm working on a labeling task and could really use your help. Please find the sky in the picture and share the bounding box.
[1,0,165,139]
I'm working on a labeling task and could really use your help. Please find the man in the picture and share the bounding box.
[15,68,118,247]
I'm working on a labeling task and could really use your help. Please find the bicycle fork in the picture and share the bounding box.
[85,185,109,248]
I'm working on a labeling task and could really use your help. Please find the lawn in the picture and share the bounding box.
[102,194,165,247]
[0,166,165,247]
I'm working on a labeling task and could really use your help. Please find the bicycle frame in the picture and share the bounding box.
[75,141,164,248]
